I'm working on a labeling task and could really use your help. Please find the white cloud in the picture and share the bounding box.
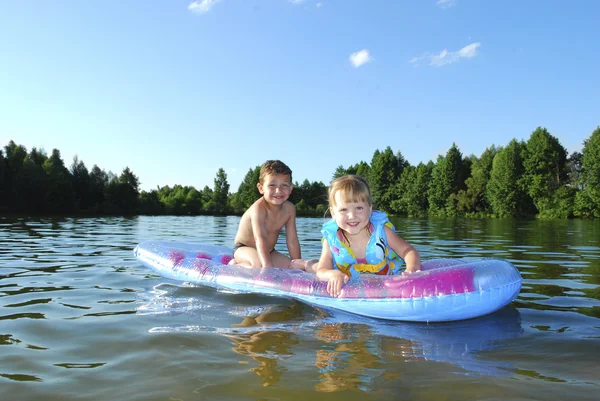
[289,0,304,4]
[436,0,457,9]
[457,42,480,58]
[316,2,323,7]
[188,0,223,14]
[349,49,372,68]
[410,42,480,67]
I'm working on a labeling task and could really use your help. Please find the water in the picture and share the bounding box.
[1,215,599,400]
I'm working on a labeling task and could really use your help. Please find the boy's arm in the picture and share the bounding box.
[250,206,273,267]
[385,226,421,274]
[284,204,301,260]
[316,240,349,297]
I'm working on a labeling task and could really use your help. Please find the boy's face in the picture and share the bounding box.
[258,174,293,205]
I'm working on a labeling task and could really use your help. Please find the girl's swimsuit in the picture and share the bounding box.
[321,211,404,277]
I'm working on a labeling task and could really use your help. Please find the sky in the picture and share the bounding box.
[1,0,599,192]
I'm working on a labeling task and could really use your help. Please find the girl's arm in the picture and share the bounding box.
[385,226,422,274]
[316,239,349,297]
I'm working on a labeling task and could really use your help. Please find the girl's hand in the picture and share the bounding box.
[401,266,421,276]
[327,271,349,297]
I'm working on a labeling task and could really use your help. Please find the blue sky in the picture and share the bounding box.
[1,1,598,192]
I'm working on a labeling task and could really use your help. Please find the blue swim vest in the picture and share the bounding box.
[320,211,404,277]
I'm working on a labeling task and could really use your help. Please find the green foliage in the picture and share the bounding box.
[536,186,575,219]
[103,167,140,215]
[295,199,311,216]
[212,168,230,215]
[522,127,568,216]
[89,165,108,211]
[17,149,48,213]
[0,150,5,210]
[290,179,327,216]
[332,165,347,180]
[369,147,407,211]
[354,161,370,178]
[428,143,468,216]
[150,185,205,215]
[574,126,600,217]
[456,145,498,215]
[390,163,431,217]
[315,203,328,217]
[574,189,600,218]
[2,141,28,210]
[3,125,600,219]
[231,166,261,213]
[582,127,600,189]
[43,149,75,213]
[139,190,164,215]
[566,151,583,190]
[70,156,92,212]
[486,139,534,217]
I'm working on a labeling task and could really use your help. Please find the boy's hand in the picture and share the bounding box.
[327,271,349,297]
[289,259,306,270]
[290,258,319,273]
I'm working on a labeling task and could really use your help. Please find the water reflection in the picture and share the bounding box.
[139,282,524,391]
[313,322,392,392]
[227,304,523,391]
[224,329,299,387]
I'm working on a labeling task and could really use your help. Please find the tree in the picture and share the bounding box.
[231,166,260,213]
[139,189,164,215]
[522,127,568,216]
[574,126,600,217]
[103,167,140,215]
[160,185,185,214]
[43,149,75,213]
[456,146,498,215]
[391,162,431,217]
[566,151,583,190]
[353,161,370,178]
[0,150,5,210]
[211,168,230,215]
[184,187,203,214]
[89,165,108,211]
[332,165,347,180]
[369,147,407,212]
[290,179,327,216]
[16,148,48,213]
[428,143,468,216]
[486,139,533,217]
[70,156,93,212]
[3,141,28,210]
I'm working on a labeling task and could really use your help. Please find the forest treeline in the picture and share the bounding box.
[1,126,599,218]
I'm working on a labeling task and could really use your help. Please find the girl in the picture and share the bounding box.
[315,175,421,297]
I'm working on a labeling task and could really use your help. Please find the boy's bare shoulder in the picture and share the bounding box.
[249,197,269,214]
[282,200,296,214]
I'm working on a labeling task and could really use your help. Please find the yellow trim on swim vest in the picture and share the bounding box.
[334,235,397,275]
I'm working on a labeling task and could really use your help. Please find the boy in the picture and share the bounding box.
[231,160,302,268]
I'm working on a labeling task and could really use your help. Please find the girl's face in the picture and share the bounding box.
[330,190,372,235]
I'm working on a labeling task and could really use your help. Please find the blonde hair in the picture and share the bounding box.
[328,175,373,211]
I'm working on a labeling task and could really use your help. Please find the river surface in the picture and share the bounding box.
[1,215,599,400]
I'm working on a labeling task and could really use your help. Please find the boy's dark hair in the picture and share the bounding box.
[259,160,292,184]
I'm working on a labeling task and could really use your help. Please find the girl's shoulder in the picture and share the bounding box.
[370,210,389,223]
